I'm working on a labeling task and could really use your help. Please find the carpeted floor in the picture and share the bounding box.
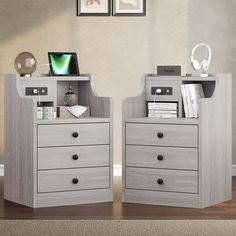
[1,220,236,236]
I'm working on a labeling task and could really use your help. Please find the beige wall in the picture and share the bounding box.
[0,0,235,164]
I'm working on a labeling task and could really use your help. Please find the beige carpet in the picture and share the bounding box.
[0,221,236,236]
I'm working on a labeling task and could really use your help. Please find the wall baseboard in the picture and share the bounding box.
[0,164,235,177]
[0,165,4,176]
[232,165,236,176]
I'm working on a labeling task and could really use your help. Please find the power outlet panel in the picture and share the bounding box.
[25,87,48,96]
[151,87,173,95]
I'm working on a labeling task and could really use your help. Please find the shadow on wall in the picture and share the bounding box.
[188,0,236,73]
[0,0,74,42]
[189,0,236,162]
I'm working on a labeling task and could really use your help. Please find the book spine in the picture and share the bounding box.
[188,84,205,118]
[189,85,198,118]
[186,85,194,118]
[181,85,189,118]
[148,110,177,114]
[148,113,177,118]
[148,103,177,110]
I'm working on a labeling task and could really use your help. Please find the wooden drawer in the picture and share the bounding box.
[38,123,109,147]
[126,123,198,147]
[38,167,109,193]
[126,145,198,170]
[38,145,109,170]
[126,167,198,194]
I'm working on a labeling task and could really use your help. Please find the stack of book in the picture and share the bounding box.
[148,102,178,118]
[181,84,205,118]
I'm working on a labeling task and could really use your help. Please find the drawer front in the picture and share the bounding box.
[38,167,109,193]
[38,123,109,147]
[126,123,198,147]
[38,145,109,170]
[126,146,198,170]
[126,167,198,194]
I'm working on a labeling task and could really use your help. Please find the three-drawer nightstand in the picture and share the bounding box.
[126,123,198,194]
[4,75,113,208]
[122,74,232,208]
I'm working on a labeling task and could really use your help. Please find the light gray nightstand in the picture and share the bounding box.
[4,74,113,208]
[122,74,232,208]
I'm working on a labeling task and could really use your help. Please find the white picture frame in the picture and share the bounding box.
[77,0,111,16]
[112,0,146,16]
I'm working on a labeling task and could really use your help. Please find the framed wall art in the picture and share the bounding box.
[77,0,111,16]
[112,0,146,16]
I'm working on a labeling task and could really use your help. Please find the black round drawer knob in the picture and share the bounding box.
[72,132,79,138]
[157,178,164,185]
[157,132,164,138]
[157,155,164,161]
[72,178,79,184]
[72,154,79,160]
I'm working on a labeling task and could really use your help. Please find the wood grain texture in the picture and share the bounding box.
[123,74,232,208]
[126,167,198,194]
[121,75,147,202]
[145,77,182,102]
[4,75,37,207]
[37,188,113,208]
[1,177,236,218]
[38,167,110,193]
[125,117,199,125]
[123,189,200,208]
[19,75,90,82]
[37,117,111,124]
[19,80,57,104]
[38,145,109,170]
[89,76,111,118]
[126,145,198,170]
[145,77,183,117]
[126,123,198,147]
[198,74,232,207]
[4,74,113,208]
[38,123,110,147]
[123,75,146,119]
[109,99,113,200]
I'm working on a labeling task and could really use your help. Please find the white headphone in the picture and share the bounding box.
[191,43,212,74]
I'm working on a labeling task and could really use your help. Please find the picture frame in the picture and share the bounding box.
[112,0,146,16]
[77,0,111,16]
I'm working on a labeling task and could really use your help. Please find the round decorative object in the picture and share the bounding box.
[14,52,37,76]
[64,86,78,106]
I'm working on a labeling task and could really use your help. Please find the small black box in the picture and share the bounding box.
[157,65,181,76]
